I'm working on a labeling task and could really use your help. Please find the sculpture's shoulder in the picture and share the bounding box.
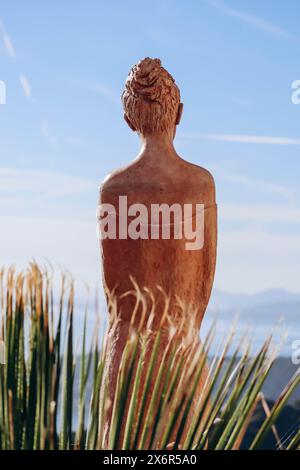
[99,160,142,203]
[184,160,215,186]
[177,159,216,204]
[99,157,216,205]
[100,162,135,190]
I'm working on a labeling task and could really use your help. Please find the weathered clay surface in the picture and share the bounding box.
[99,58,217,447]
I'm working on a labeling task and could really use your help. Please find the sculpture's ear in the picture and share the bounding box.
[176,103,183,126]
[124,113,136,132]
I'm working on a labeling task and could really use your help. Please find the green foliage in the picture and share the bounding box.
[0,265,299,450]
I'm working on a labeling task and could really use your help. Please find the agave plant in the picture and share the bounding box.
[0,264,299,450]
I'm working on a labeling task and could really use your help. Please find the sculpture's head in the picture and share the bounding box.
[122,58,183,136]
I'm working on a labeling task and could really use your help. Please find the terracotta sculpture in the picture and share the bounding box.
[98,58,217,446]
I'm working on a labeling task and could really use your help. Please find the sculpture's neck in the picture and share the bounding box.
[138,131,178,162]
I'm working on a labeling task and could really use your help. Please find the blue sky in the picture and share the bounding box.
[0,0,300,294]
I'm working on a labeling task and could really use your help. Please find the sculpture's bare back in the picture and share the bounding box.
[99,58,217,447]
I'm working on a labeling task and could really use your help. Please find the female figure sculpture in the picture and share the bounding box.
[98,58,217,446]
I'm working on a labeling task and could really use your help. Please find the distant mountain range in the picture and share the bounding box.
[203,288,300,356]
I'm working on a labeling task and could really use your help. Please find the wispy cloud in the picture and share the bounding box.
[0,18,16,57]
[213,168,295,201]
[220,203,300,224]
[19,74,32,100]
[41,118,57,146]
[207,0,292,39]
[0,215,99,287]
[181,133,300,146]
[0,167,94,199]
[75,79,119,104]
[216,227,300,292]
